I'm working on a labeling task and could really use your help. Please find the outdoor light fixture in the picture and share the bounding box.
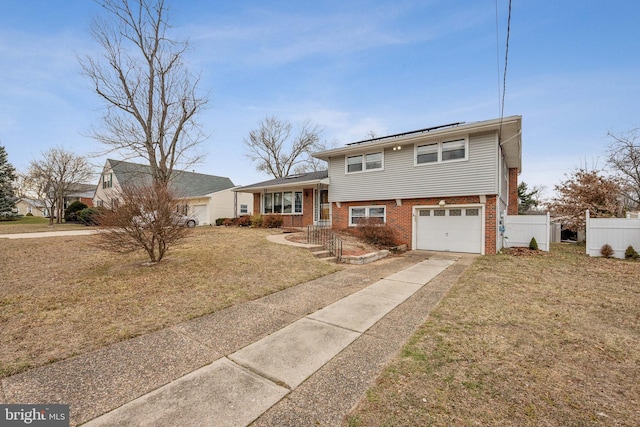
[392,145,402,151]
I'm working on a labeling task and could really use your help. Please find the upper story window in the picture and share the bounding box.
[102,173,113,189]
[415,137,468,165]
[346,151,383,173]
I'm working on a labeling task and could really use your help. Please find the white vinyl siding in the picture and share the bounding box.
[329,132,499,202]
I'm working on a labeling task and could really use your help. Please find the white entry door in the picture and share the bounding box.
[416,207,482,253]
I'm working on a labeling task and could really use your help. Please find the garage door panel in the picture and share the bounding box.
[416,208,482,254]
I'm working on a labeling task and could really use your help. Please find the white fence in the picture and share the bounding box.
[503,212,550,251]
[586,210,640,258]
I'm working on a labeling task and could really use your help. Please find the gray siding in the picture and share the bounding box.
[328,131,500,202]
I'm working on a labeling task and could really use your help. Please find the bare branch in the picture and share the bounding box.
[244,116,324,178]
[79,0,208,185]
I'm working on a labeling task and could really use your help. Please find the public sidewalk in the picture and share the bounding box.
[1,250,476,426]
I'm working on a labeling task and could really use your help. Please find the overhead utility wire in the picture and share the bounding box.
[499,0,513,141]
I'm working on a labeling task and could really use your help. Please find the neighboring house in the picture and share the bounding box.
[94,159,252,225]
[238,115,522,254]
[15,198,49,217]
[64,183,96,209]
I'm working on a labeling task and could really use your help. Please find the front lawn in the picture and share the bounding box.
[0,227,341,378]
[0,216,93,234]
[346,243,639,426]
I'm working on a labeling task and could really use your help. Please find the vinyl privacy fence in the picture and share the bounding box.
[503,212,551,251]
[585,210,640,258]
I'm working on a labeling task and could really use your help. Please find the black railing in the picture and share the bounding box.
[307,225,343,262]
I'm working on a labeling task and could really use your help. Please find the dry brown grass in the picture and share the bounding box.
[346,243,640,426]
[0,227,341,378]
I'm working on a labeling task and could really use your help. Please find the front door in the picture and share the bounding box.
[315,188,330,225]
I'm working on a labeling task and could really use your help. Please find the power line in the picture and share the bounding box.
[496,0,513,141]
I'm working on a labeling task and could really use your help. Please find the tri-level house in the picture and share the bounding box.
[238,115,522,254]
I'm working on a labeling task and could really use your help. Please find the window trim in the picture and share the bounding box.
[414,136,469,166]
[348,205,387,226]
[345,150,384,174]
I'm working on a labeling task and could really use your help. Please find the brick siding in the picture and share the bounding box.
[332,195,500,254]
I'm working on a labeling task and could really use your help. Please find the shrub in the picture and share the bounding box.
[356,219,398,247]
[624,245,639,260]
[223,218,234,227]
[78,207,104,225]
[236,215,251,227]
[250,214,263,228]
[215,218,227,226]
[529,237,538,250]
[262,214,283,228]
[64,201,88,222]
[600,243,614,258]
[25,212,33,216]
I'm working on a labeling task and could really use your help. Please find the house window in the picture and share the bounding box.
[450,209,462,216]
[102,173,112,189]
[273,192,282,213]
[263,191,303,214]
[240,204,248,214]
[294,192,302,213]
[347,155,363,173]
[466,208,479,216]
[416,143,438,164]
[442,138,466,161]
[264,193,273,213]
[434,209,445,217]
[349,206,386,226]
[283,191,293,213]
[365,152,383,170]
[415,137,468,165]
[346,151,383,173]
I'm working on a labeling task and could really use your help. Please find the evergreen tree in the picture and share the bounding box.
[0,145,18,218]
[517,182,539,214]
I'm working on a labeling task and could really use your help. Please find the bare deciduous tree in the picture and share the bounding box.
[606,128,640,208]
[80,0,208,263]
[548,168,623,232]
[27,148,94,226]
[80,0,208,185]
[94,182,189,263]
[244,116,324,178]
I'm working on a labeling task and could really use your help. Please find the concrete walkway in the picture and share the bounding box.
[1,250,475,426]
[0,229,98,239]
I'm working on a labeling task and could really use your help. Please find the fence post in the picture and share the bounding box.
[546,212,550,252]
[585,210,590,256]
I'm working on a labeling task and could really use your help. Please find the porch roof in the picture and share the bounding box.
[236,170,329,192]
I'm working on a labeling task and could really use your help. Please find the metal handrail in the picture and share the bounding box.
[307,225,343,262]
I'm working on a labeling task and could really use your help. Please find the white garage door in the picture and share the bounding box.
[192,205,207,225]
[416,207,482,253]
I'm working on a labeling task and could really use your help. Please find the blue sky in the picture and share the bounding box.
[1,0,639,199]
